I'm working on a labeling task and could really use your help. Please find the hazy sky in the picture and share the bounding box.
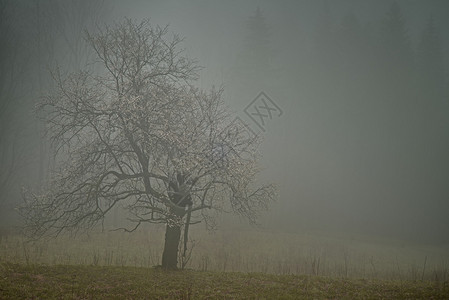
[1,0,448,243]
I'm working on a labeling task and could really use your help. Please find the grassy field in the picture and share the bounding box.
[1,226,448,281]
[1,226,448,298]
[1,263,448,299]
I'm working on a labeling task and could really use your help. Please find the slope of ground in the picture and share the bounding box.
[1,263,448,299]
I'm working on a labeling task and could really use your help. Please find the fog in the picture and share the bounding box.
[1,0,448,250]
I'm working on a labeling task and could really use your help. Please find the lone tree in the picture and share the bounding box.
[20,19,275,269]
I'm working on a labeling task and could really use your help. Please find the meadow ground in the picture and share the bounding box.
[1,226,448,298]
[1,226,448,280]
[1,263,448,299]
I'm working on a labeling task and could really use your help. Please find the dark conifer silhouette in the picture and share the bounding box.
[379,1,413,79]
[417,16,445,96]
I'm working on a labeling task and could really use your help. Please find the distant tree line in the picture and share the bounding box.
[235,2,448,241]
[0,0,109,230]
[312,2,447,102]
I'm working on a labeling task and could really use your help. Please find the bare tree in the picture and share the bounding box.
[20,19,276,269]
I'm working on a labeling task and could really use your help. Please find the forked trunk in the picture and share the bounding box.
[161,223,182,269]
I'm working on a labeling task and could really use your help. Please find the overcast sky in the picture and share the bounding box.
[1,0,448,243]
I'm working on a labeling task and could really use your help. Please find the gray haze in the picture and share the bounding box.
[1,0,448,244]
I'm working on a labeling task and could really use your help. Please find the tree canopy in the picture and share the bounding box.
[20,19,275,246]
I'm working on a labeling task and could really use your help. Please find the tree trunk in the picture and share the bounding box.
[161,223,182,269]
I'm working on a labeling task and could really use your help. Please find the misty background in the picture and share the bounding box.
[1,0,448,244]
